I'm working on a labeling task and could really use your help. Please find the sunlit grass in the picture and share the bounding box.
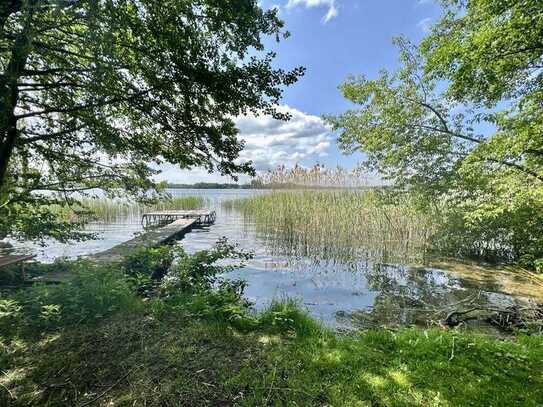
[3,301,541,406]
[224,189,436,263]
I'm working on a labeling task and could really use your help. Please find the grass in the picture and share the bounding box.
[1,246,541,406]
[224,189,435,263]
[53,196,206,222]
[1,304,542,406]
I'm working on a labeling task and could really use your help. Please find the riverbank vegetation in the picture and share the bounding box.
[224,189,435,263]
[52,196,206,223]
[225,183,543,269]
[1,245,542,406]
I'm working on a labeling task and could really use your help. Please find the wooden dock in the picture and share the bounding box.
[92,210,216,262]
[1,211,217,284]
[0,254,35,268]
[141,210,216,228]
[91,218,198,262]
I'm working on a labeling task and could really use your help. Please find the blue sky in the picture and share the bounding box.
[159,0,443,183]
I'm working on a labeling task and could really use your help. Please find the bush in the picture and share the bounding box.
[159,237,252,296]
[431,183,543,269]
[120,245,182,295]
[1,261,140,337]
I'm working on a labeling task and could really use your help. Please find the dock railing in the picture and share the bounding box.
[141,210,216,228]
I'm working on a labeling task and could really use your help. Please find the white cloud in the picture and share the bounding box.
[155,106,334,183]
[235,105,333,171]
[417,17,433,33]
[286,0,339,23]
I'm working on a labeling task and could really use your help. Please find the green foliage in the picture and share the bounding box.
[0,199,92,243]
[0,298,22,332]
[431,175,543,264]
[0,239,254,339]
[421,0,543,107]
[257,299,323,337]
[1,263,140,337]
[327,1,543,268]
[0,0,303,241]
[160,237,252,295]
[122,245,178,280]
[151,238,255,328]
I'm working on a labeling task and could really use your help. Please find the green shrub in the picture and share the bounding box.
[0,299,23,333]
[159,237,252,296]
[120,245,181,295]
[1,262,140,337]
[431,183,543,269]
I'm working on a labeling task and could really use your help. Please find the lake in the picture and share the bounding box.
[6,189,541,330]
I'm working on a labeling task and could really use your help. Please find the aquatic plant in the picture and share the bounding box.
[51,196,206,223]
[252,164,372,188]
[224,189,435,263]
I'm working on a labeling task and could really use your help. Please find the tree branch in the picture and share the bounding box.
[15,88,155,119]
[486,158,543,182]
[21,124,85,144]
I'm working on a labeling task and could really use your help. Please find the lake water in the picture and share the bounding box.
[6,189,541,329]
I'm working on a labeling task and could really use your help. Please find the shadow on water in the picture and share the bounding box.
[4,189,542,331]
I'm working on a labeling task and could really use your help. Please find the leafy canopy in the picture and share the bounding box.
[0,0,303,240]
[327,0,543,265]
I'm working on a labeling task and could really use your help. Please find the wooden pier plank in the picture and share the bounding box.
[0,254,36,268]
[91,218,197,262]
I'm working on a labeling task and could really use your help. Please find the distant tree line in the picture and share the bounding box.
[167,182,258,189]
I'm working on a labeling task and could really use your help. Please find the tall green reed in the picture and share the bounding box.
[224,189,436,263]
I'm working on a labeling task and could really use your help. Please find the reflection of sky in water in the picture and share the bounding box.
[6,189,538,328]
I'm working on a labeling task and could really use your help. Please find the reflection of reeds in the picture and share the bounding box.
[224,190,435,263]
[54,196,206,223]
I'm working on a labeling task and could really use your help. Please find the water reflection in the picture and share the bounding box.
[338,263,535,331]
[4,189,540,329]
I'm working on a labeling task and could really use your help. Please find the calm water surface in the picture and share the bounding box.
[7,189,541,329]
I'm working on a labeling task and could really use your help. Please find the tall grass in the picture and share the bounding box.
[54,196,206,223]
[252,164,370,188]
[224,189,435,263]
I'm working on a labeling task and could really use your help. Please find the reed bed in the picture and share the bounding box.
[224,190,436,263]
[55,196,206,223]
[253,164,371,188]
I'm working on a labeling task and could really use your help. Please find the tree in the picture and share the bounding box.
[0,0,303,241]
[327,1,543,267]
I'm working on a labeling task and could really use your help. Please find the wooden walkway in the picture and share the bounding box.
[1,211,217,284]
[142,210,216,228]
[91,218,197,262]
[95,210,217,261]
[0,254,35,268]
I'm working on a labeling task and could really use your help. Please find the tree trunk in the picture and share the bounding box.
[0,2,34,188]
